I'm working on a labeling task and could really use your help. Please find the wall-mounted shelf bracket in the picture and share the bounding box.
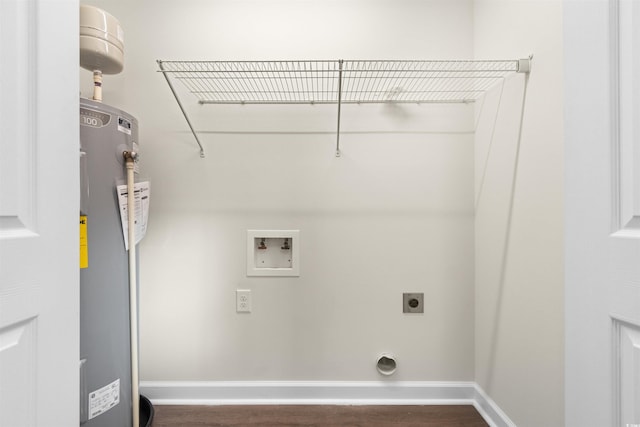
[517,55,533,74]
[157,60,205,158]
[157,57,532,158]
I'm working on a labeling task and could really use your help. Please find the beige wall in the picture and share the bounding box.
[473,1,564,426]
[79,2,565,422]
[81,0,477,382]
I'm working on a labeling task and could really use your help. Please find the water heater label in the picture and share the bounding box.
[118,116,132,135]
[88,378,120,420]
[116,181,150,250]
[80,107,110,128]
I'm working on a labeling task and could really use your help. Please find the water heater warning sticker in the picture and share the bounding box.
[80,215,88,269]
[88,378,120,420]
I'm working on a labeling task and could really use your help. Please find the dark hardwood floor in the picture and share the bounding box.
[151,405,489,427]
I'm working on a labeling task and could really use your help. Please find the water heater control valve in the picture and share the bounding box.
[122,150,138,162]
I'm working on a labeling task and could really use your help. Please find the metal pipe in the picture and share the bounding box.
[157,60,205,158]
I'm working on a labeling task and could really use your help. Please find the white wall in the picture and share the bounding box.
[563,2,610,423]
[473,1,564,426]
[81,0,477,382]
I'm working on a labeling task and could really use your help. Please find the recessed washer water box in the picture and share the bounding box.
[247,230,300,277]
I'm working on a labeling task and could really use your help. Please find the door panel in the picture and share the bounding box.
[612,1,640,425]
[0,0,36,237]
[565,1,640,426]
[0,0,79,426]
[614,319,640,425]
[615,0,640,237]
[0,317,37,427]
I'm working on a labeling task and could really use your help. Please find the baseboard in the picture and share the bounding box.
[472,385,517,427]
[140,381,515,426]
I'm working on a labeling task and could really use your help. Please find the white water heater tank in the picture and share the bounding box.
[80,5,124,74]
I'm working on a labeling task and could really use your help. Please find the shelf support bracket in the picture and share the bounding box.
[517,55,533,73]
[335,59,344,157]
[157,60,206,158]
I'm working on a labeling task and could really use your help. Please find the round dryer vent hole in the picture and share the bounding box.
[376,354,397,376]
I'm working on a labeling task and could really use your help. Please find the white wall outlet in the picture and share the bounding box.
[236,289,252,313]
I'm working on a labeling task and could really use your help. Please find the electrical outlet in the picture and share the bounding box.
[236,289,252,313]
[403,292,424,314]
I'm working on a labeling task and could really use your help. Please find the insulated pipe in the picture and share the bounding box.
[93,70,103,102]
[123,151,139,427]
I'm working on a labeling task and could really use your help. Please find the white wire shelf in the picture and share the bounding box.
[157,58,531,157]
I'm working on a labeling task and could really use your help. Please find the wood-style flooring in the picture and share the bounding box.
[151,405,489,427]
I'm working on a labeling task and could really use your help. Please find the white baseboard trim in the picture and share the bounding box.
[472,385,517,427]
[140,381,515,427]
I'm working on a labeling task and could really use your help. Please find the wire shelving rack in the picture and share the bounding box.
[157,58,531,157]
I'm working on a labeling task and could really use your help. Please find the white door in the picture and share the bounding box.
[0,1,79,426]
[565,1,640,426]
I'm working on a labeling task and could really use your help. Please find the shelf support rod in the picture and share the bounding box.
[157,60,206,158]
[335,59,344,157]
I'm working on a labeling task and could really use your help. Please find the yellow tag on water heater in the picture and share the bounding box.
[80,215,88,269]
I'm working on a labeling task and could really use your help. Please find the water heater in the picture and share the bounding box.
[79,6,152,426]
[79,98,138,426]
